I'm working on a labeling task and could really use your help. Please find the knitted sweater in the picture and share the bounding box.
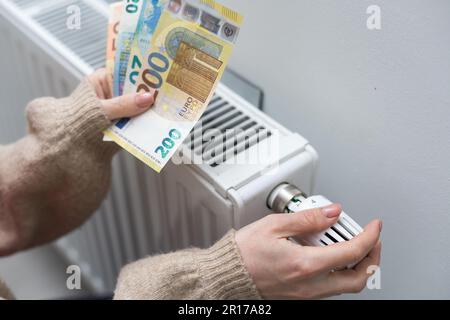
[0,80,261,300]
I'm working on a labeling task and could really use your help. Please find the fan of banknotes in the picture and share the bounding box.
[103,0,243,173]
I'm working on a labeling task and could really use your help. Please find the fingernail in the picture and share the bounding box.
[136,93,154,108]
[379,220,383,232]
[321,203,342,218]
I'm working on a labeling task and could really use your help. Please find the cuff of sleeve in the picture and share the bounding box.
[40,78,119,157]
[197,230,262,300]
[64,78,113,143]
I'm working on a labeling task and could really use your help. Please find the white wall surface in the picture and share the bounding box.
[221,0,450,298]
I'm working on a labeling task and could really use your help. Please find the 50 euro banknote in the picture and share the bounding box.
[103,1,124,142]
[105,2,122,76]
[104,0,243,173]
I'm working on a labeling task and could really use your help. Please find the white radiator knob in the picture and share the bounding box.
[267,183,363,248]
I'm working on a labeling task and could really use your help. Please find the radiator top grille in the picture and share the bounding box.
[11,0,42,8]
[185,94,272,168]
[36,1,107,69]
[11,0,108,70]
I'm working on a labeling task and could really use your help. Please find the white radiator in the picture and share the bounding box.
[0,0,318,294]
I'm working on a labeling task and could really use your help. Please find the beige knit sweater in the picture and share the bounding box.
[0,80,261,300]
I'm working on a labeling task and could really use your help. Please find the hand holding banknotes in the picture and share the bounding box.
[87,68,157,120]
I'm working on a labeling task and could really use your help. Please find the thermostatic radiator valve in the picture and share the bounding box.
[267,183,363,247]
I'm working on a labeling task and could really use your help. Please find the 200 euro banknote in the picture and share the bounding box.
[105,0,243,173]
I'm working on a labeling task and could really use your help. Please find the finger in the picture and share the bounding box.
[98,69,112,100]
[101,90,157,120]
[321,241,381,296]
[271,204,342,238]
[104,72,113,99]
[305,219,382,272]
[87,69,103,85]
[94,79,105,99]
[88,68,111,99]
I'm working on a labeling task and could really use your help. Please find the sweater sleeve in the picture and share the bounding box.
[114,230,262,300]
[0,79,118,256]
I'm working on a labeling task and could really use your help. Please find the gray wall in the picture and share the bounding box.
[221,0,450,298]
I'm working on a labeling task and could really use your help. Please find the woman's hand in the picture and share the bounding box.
[87,68,157,120]
[235,204,382,299]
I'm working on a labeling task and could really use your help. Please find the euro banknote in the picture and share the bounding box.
[122,0,166,95]
[113,0,146,97]
[104,0,243,173]
[104,1,124,142]
[105,2,122,76]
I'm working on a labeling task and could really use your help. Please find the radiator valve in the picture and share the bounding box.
[267,183,363,248]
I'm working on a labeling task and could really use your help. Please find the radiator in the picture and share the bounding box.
[0,0,318,294]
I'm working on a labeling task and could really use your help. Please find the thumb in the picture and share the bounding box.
[272,204,342,238]
[101,89,157,120]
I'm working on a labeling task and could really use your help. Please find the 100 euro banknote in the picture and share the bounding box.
[104,0,243,173]
[113,0,146,97]
[122,0,166,95]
